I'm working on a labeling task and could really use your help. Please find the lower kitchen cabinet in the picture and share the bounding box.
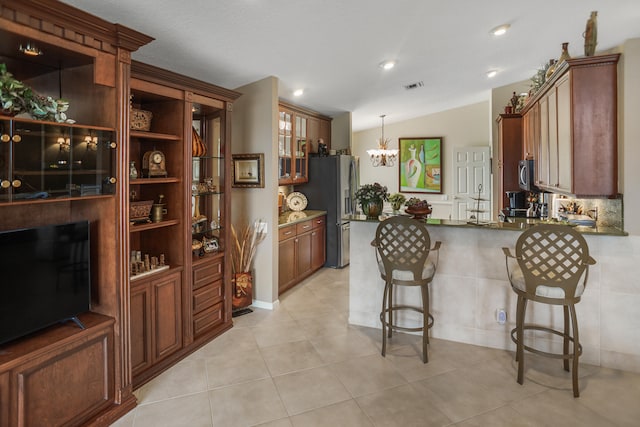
[130,270,183,378]
[278,215,326,295]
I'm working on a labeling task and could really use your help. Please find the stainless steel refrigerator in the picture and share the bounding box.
[302,154,359,268]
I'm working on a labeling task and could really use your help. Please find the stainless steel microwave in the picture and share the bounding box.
[518,159,536,191]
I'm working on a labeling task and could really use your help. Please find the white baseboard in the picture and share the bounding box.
[251,299,279,310]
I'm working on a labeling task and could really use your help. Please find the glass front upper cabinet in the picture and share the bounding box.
[0,117,116,203]
[278,109,308,184]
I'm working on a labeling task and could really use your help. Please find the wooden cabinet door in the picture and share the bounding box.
[278,237,296,294]
[307,117,320,153]
[555,74,572,193]
[547,89,559,189]
[311,225,326,271]
[538,96,550,187]
[130,282,152,376]
[152,271,183,361]
[319,118,331,149]
[296,231,313,279]
[497,115,522,210]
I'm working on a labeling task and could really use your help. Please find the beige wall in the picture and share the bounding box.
[621,38,640,235]
[352,101,490,218]
[331,111,351,151]
[232,76,279,305]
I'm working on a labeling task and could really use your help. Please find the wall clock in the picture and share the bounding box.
[142,150,167,177]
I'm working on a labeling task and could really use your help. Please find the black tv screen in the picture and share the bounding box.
[0,221,91,346]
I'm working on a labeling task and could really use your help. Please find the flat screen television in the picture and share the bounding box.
[0,220,91,346]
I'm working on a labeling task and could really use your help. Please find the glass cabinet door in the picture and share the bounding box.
[0,118,115,202]
[278,110,292,183]
[192,112,225,256]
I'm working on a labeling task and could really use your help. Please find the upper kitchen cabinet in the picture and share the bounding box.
[278,102,332,185]
[496,114,522,210]
[522,54,620,197]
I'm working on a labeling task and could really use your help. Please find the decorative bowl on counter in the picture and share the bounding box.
[405,206,432,219]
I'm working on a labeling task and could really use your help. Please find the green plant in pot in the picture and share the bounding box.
[0,63,71,122]
[355,182,389,219]
[388,193,406,212]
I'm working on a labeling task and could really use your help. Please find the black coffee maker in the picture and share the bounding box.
[506,191,526,216]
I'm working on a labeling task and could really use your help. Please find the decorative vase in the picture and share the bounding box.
[362,200,383,219]
[545,59,557,79]
[405,145,422,188]
[584,11,598,56]
[391,202,403,212]
[233,272,253,310]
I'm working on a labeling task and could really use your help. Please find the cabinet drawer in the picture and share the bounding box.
[279,224,296,241]
[312,216,326,229]
[296,220,313,234]
[193,302,223,336]
[193,258,223,290]
[193,279,223,313]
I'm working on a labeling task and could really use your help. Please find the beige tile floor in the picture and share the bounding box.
[111,267,640,427]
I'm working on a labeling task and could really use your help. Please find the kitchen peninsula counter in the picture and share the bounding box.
[348,217,639,373]
[278,210,327,228]
[345,214,627,236]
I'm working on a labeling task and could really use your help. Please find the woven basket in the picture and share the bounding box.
[130,108,153,131]
[130,200,153,220]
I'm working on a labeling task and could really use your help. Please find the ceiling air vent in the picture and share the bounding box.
[404,81,424,90]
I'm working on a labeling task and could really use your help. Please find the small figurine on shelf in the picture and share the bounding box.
[129,161,138,179]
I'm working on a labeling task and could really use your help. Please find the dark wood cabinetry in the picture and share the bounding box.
[496,114,522,210]
[0,2,239,424]
[278,215,326,295]
[130,270,183,380]
[521,54,620,196]
[0,313,117,427]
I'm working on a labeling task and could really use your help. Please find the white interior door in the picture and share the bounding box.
[452,146,491,221]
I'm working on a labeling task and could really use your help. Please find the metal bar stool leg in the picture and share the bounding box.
[387,283,393,338]
[570,304,580,397]
[381,281,390,357]
[563,305,570,372]
[516,296,527,384]
[420,284,429,363]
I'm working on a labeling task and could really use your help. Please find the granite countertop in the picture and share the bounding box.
[346,214,627,236]
[278,210,327,228]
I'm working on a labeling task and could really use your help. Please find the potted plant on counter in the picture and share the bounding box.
[355,182,389,219]
[405,197,432,219]
[388,193,406,212]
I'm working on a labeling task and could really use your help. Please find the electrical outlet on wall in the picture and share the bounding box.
[496,308,507,324]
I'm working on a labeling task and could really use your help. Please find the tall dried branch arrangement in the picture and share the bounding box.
[231,219,267,273]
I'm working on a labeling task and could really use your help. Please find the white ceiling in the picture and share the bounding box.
[61,0,640,131]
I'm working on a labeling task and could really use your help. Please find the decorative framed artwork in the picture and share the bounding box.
[232,153,264,188]
[399,137,443,194]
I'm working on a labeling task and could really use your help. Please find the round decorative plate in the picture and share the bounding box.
[286,192,308,211]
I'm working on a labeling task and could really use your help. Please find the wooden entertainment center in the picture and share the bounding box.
[0,1,239,425]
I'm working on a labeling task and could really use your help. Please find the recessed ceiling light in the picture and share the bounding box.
[486,70,498,78]
[293,89,304,97]
[490,24,510,36]
[379,60,396,70]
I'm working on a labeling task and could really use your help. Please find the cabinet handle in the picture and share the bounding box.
[1,180,10,189]
[107,177,117,184]
[12,179,21,188]
[12,134,21,143]
[1,134,9,143]
[283,231,293,236]
[109,142,117,149]
[302,225,310,229]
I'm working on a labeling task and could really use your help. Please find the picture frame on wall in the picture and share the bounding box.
[399,137,443,194]
[232,153,264,188]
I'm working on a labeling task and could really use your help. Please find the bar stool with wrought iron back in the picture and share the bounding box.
[372,216,441,363]
[503,224,596,397]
